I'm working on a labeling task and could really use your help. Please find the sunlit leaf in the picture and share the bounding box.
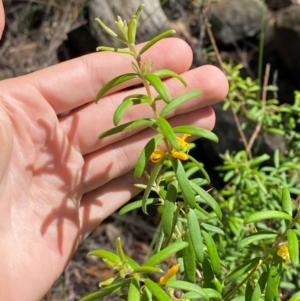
[174,160,196,208]
[172,125,219,143]
[237,231,278,249]
[128,277,140,301]
[187,208,204,263]
[202,230,221,274]
[157,117,180,149]
[79,279,131,301]
[119,198,159,215]
[113,95,149,125]
[281,187,293,216]
[160,90,201,117]
[144,241,188,266]
[265,253,282,301]
[244,210,292,224]
[165,280,209,300]
[144,73,171,103]
[88,249,120,264]
[96,46,135,56]
[139,29,176,56]
[99,118,155,139]
[96,73,139,102]
[134,135,163,179]
[144,279,173,301]
[250,271,268,301]
[153,69,187,86]
[287,229,299,267]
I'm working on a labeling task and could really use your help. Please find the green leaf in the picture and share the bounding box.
[128,18,137,45]
[96,46,135,56]
[249,154,270,167]
[172,125,219,143]
[174,159,196,208]
[134,135,163,179]
[237,231,278,249]
[281,187,293,216]
[139,29,176,56]
[157,117,180,149]
[188,155,211,184]
[183,290,222,300]
[202,230,221,274]
[160,90,201,117]
[187,208,204,263]
[129,277,140,301]
[288,291,300,301]
[142,159,164,213]
[287,229,299,267]
[182,229,196,283]
[133,266,163,274]
[250,271,268,301]
[244,210,292,224]
[153,69,187,86]
[226,258,261,284]
[190,181,222,219]
[79,279,131,301]
[144,241,189,266]
[113,95,149,125]
[144,73,171,103]
[99,118,155,139]
[88,249,120,264]
[119,198,158,215]
[165,280,209,300]
[162,182,177,237]
[141,286,152,301]
[95,18,118,38]
[96,73,139,102]
[265,253,282,301]
[144,278,173,301]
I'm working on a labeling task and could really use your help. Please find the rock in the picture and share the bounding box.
[208,0,272,45]
[88,0,169,48]
[274,4,300,87]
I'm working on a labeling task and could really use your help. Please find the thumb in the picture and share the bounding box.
[0,103,13,184]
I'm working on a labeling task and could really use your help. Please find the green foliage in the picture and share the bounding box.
[80,4,300,301]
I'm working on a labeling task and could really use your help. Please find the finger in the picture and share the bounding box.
[81,106,215,194]
[60,65,228,155]
[22,38,193,114]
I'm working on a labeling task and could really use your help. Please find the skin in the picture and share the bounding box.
[0,1,228,300]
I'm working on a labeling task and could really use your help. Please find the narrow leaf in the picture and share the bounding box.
[237,231,278,249]
[96,73,139,102]
[265,253,282,301]
[134,135,163,179]
[113,95,149,125]
[282,187,293,216]
[162,182,177,237]
[288,291,300,301]
[250,271,268,301]
[165,280,209,300]
[287,229,299,267]
[88,250,120,264]
[187,208,204,263]
[182,229,196,283]
[96,46,135,56]
[244,210,292,224]
[79,279,131,301]
[160,90,201,117]
[153,69,187,86]
[139,29,176,56]
[95,18,118,38]
[226,258,261,284]
[157,117,180,149]
[144,73,171,103]
[133,266,163,274]
[173,125,219,143]
[190,181,222,219]
[142,159,164,213]
[144,241,188,266]
[119,198,158,215]
[144,279,173,301]
[202,230,221,274]
[174,159,196,208]
[99,118,155,139]
[188,155,211,184]
[129,277,140,301]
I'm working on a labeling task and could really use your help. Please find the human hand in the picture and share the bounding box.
[0,37,228,300]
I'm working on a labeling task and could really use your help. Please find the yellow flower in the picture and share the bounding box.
[150,146,165,163]
[277,244,290,261]
[158,264,180,285]
[150,134,191,163]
